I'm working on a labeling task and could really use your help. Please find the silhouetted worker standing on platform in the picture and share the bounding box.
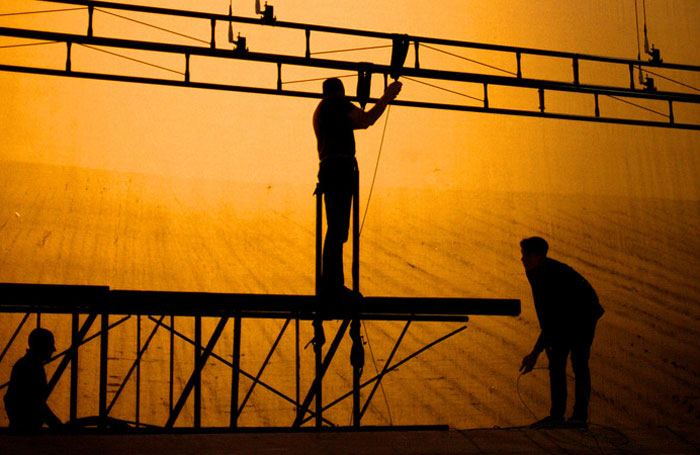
[4,328,62,431]
[313,77,401,296]
[519,237,604,428]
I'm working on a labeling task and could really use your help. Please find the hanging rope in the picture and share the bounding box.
[359,104,391,235]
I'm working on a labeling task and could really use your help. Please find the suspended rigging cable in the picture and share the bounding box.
[361,322,393,424]
[359,104,391,235]
[634,0,642,61]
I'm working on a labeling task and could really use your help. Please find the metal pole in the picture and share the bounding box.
[314,182,324,427]
[69,312,79,422]
[230,315,241,428]
[136,314,141,427]
[351,166,362,428]
[194,315,202,429]
[99,312,108,428]
[169,315,174,415]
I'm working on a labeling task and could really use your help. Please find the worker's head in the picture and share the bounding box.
[322,77,345,98]
[520,236,548,272]
[28,328,56,360]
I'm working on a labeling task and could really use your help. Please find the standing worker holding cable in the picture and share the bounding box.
[313,77,401,297]
[519,237,605,429]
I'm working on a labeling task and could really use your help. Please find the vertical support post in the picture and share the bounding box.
[305,28,311,58]
[538,88,545,113]
[315,184,323,296]
[194,315,202,429]
[277,62,282,91]
[295,317,300,414]
[313,182,324,428]
[37,312,41,328]
[314,322,323,428]
[594,93,600,117]
[169,315,174,414]
[352,168,359,293]
[230,314,241,428]
[483,83,489,109]
[572,57,579,85]
[668,100,674,124]
[99,312,108,428]
[69,312,79,422]
[516,52,522,78]
[351,166,362,428]
[87,6,94,37]
[210,18,216,49]
[351,318,362,428]
[629,64,636,89]
[136,314,141,427]
[66,42,72,73]
[414,40,420,69]
[185,53,190,83]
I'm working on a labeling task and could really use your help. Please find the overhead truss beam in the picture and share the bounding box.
[0,0,699,129]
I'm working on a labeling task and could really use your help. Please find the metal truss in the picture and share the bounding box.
[0,283,519,431]
[0,0,698,129]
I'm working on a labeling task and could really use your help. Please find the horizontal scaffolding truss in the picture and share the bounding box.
[0,283,520,431]
[0,0,699,129]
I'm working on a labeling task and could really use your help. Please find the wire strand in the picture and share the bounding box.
[422,43,517,76]
[0,41,57,49]
[79,43,185,75]
[311,45,392,56]
[634,0,641,61]
[0,7,85,17]
[403,76,483,103]
[282,73,356,85]
[95,8,209,45]
[361,322,393,425]
[359,104,391,235]
[642,68,700,92]
[605,94,669,118]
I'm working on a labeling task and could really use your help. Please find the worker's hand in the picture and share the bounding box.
[384,81,402,100]
[519,351,539,375]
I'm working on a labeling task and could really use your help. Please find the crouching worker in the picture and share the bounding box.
[519,237,604,428]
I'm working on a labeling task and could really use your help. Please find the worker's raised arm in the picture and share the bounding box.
[349,81,402,129]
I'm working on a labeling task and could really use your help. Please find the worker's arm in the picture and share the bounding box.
[349,81,402,129]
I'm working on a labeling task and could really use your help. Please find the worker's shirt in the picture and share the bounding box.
[313,97,356,162]
[526,258,605,350]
